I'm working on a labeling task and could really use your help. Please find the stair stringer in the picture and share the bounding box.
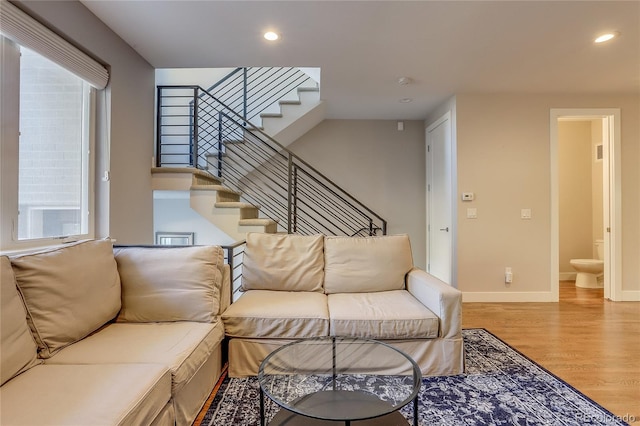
[151,168,277,240]
[260,87,324,148]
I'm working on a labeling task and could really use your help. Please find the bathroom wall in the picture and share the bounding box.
[558,121,594,276]
[591,120,604,257]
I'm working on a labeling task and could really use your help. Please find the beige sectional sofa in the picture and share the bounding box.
[222,233,464,378]
[0,239,229,426]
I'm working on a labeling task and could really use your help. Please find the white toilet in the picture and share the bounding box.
[569,240,604,288]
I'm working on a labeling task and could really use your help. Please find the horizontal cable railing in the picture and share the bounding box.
[157,84,387,237]
[222,240,245,302]
[204,67,314,126]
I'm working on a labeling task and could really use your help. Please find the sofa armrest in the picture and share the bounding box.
[406,268,462,339]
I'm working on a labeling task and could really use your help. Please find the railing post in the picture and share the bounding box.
[292,167,298,233]
[243,67,248,124]
[287,154,294,234]
[369,219,373,236]
[156,86,162,167]
[225,245,234,303]
[192,87,199,168]
[217,112,223,178]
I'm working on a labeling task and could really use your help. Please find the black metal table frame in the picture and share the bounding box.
[259,336,420,426]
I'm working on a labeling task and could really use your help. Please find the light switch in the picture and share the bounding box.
[462,192,475,201]
[467,208,477,219]
[521,208,532,219]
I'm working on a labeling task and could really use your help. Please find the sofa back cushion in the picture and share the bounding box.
[114,245,224,322]
[1,256,40,385]
[242,233,324,292]
[10,239,121,358]
[324,235,414,294]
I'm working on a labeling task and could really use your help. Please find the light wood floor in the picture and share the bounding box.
[463,281,640,422]
[195,282,640,425]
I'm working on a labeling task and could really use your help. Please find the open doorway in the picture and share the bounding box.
[550,109,622,301]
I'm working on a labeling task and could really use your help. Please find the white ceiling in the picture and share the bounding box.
[81,0,640,120]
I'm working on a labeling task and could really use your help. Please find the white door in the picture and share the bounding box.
[426,113,453,284]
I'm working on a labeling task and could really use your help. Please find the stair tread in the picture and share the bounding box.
[215,201,258,209]
[260,113,283,118]
[239,218,279,226]
[279,100,302,106]
[190,184,241,195]
[297,86,319,92]
[151,167,222,183]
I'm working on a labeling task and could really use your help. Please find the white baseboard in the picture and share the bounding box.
[621,290,640,301]
[462,291,558,303]
[559,272,576,281]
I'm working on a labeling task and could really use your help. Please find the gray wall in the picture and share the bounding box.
[454,93,639,300]
[153,196,235,246]
[288,119,426,268]
[17,0,156,244]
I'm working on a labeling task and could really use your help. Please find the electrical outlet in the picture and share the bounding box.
[505,267,513,284]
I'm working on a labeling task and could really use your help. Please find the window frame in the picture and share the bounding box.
[0,36,96,252]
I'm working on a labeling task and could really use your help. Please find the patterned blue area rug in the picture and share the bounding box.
[200,329,628,425]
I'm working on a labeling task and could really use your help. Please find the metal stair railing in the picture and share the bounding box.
[157,85,387,237]
[204,67,314,126]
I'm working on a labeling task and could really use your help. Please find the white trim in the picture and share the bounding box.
[0,1,109,89]
[550,108,622,301]
[621,291,640,302]
[463,291,557,303]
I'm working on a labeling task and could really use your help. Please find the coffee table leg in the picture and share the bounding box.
[413,394,419,426]
[260,386,265,426]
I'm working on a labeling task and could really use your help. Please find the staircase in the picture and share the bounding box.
[151,167,277,240]
[259,86,325,147]
[155,69,386,239]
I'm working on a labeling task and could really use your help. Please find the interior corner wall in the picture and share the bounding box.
[455,93,640,300]
[287,120,426,268]
[16,0,156,244]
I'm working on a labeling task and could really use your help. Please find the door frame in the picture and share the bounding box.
[550,108,622,301]
[426,111,457,286]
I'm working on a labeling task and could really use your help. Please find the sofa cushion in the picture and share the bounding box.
[0,363,171,426]
[46,321,224,395]
[10,239,121,358]
[324,235,414,294]
[114,245,224,322]
[327,290,439,339]
[242,233,324,292]
[0,256,40,386]
[222,290,329,338]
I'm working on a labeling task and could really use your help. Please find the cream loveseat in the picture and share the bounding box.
[1,239,229,426]
[222,233,463,378]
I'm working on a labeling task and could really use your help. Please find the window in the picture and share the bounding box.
[1,37,95,249]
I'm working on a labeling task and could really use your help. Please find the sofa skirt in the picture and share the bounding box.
[150,402,174,426]
[227,336,464,378]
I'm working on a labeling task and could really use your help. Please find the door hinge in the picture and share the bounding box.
[427,184,431,191]
[427,145,430,152]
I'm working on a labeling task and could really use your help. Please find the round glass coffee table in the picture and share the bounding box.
[258,336,421,426]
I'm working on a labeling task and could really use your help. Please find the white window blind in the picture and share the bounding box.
[0,0,109,89]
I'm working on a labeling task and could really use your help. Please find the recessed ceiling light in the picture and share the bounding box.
[264,31,279,41]
[399,98,413,103]
[594,32,619,43]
